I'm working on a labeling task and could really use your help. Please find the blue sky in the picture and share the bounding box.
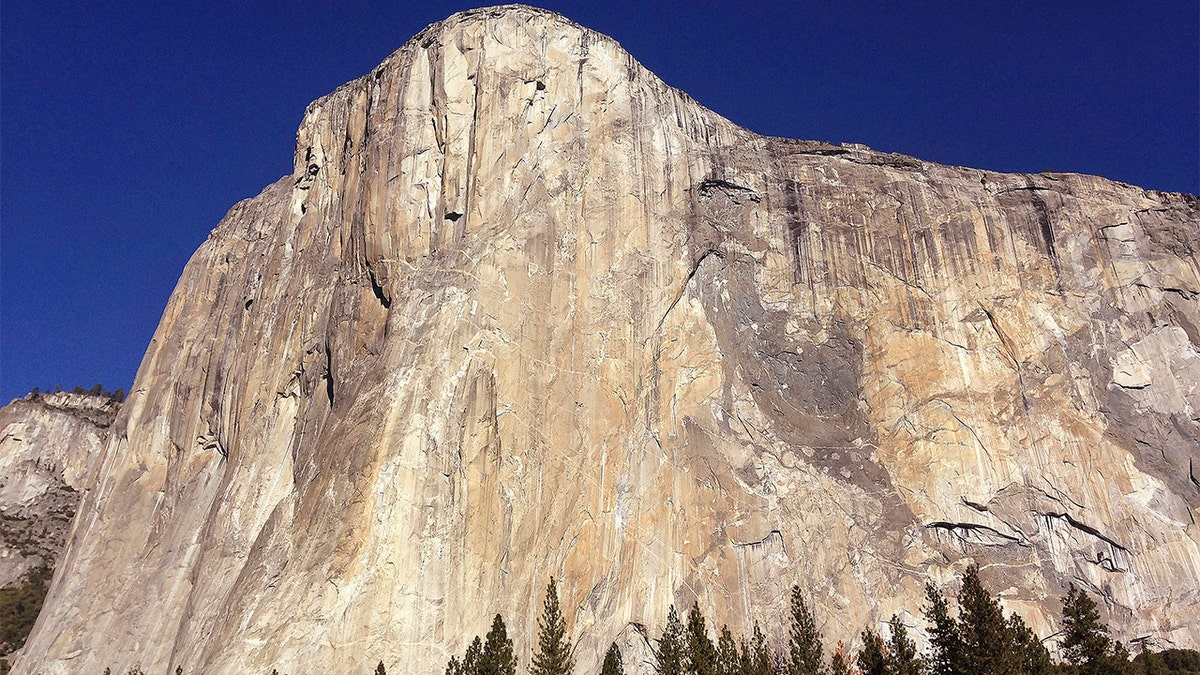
[2,1,1197,402]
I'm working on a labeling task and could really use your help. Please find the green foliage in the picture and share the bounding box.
[531,578,574,675]
[446,618,518,675]
[36,383,124,401]
[1059,584,1135,674]
[481,614,517,675]
[887,616,924,675]
[857,628,888,675]
[464,636,485,673]
[738,623,774,675]
[685,603,717,675]
[446,636,484,675]
[787,586,825,675]
[658,605,686,675]
[716,625,740,675]
[600,642,624,675]
[0,565,52,658]
[1007,613,1053,675]
[923,582,963,675]
[957,565,1022,673]
[1133,648,1200,674]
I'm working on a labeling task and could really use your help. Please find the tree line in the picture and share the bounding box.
[436,566,1198,675]
[28,384,125,402]
[82,567,1199,675]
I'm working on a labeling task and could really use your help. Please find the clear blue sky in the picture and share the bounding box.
[2,1,1197,402]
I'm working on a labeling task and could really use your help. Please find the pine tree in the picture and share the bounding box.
[956,565,1020,674]
[887,615,923,675]
[659,605,686,675]
[1061,584,1116,674]
[825,648,854,675]
[480,614,517,675]
[1107,643,1134,675]
[787,586,825,675]
[685,603,717,675]
[375,661,387,675]
[715,625,740,675]
[856,628,888,675]
[1007,613,1053,675]
[600,642,624,675]
[446,635,484,675]
[924,583,963,675]
[531,578,574,675]
[738,623,774,675]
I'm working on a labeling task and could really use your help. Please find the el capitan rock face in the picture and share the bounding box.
[15,5,1199,673]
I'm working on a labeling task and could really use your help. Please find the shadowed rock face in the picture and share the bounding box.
[16,5,1199,673]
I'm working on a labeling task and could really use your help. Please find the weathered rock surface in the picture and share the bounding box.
[16,5,1200,674]
[0,393,116,588]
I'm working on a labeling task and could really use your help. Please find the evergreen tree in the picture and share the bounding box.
[715,625,740,675]
[446,635,484,675]
[1133,647,1200,674]
[1006,613,1053,675]
[531,578,574,675]
[659,605,686,675]
[738,623,774,675]
[787,586,825,675]
[466,634,485,670]
[825,648,854,675]
[685,603,718,675]
[375,661,386,675]
[1107,642,1134,675]
[856,628,888,675]
[924,583,963,675]
[600,642,624,675]
[887,616,923,675]
[480,614,517,675]
[956,565,1020,674]
[1060,584,1125,675]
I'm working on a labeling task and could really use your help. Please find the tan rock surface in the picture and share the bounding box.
[0,393,116,588]
[16,5,1199,674]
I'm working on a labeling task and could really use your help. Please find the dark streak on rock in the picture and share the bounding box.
[926,521,1023,546]
[1043,511,1129,552]
[1028,189,1058,263]
[367,267,392,309]
[324,344,335,409]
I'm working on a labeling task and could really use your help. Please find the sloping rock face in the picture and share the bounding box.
[17,6,1199,673]
[0,393,116,588]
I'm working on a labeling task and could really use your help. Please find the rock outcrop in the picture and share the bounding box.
[0,393,117,589]
[16,6,1199,674]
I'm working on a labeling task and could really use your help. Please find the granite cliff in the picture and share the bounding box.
[0,393,117,589]
[15,6,1199,674]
